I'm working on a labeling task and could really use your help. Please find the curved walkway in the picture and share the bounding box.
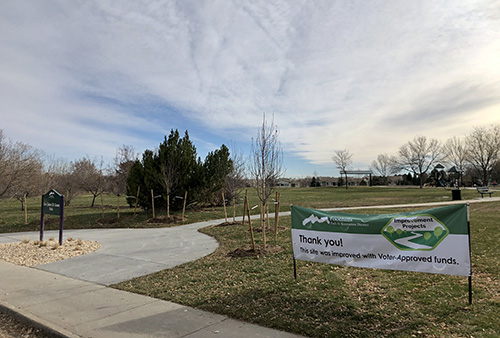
[0,220,222,285]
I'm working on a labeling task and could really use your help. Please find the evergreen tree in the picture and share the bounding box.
[126,159,146,208]
[127,130,206,212]
[202,144,233,205]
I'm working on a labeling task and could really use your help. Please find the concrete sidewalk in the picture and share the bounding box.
[0,260,303,337]
[0,220,222,286]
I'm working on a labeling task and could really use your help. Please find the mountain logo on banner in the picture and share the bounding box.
[382,215,449,251]
[302,214,330,226]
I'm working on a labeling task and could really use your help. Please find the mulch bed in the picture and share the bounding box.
[147,215,185,224]
[216,221,243,227]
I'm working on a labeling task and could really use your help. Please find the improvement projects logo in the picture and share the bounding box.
[382,215,449,251]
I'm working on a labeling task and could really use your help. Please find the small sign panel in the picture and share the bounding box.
[43,189,63,216]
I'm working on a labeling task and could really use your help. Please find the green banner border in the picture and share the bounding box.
[291,204,468,235]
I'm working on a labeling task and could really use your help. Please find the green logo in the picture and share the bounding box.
[381,214,449,251]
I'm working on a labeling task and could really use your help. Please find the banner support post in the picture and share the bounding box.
[467,203,472,305]
[293,257,297,279]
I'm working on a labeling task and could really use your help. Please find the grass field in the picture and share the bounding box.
[1,187,498,337]
[0,186,481,233]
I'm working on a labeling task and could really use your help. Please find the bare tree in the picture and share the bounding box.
[73,156,104,207]
[443,136,468,186]
[45,157,79,205]
[249,114,284,248]
[12,161,44,211]
[107,145,137,196]
[0,130,44,199]
[465,124,500,186]
[225,144,246,204]
[444,136,468,170]
[397,136,444,188]
[332,149,353,189]
[371,154,398,178]
[105,145,137,217]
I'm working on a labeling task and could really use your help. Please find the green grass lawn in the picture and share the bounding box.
[1,187,498,337]
[0,186,481,233]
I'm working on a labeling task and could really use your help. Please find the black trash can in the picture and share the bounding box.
[452,189,461,201]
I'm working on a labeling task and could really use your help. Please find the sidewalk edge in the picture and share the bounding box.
[0,301,79,338]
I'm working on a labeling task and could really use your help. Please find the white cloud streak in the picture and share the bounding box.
[1,0,499,173]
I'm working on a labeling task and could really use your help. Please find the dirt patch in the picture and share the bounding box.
[147,215,185,224]
[227,244,284,258]
[96,217,122,224]
[0,311,51,338]
[216,221,243,227]
[252,226,287,233]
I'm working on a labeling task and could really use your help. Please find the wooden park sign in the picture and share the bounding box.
[40,189,64,245]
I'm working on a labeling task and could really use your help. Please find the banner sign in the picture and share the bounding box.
[291,205,471,276]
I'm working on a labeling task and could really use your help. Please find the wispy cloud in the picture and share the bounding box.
[1,0,499,175]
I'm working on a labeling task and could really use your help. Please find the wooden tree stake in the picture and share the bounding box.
[117,194,120,218]
[242,190,248,226]
[182,191,187,223]
[100,191,104,218]
[24,194,28,225]
[246,193,256,251]
[151,189,155,219]
[233,198,236,223]
[222,192,228,223]
[134,186,140,216]
[274,192,280,242]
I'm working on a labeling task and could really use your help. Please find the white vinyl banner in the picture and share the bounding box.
[291,205,471,276]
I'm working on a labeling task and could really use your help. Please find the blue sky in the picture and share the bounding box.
[1,1,499,178]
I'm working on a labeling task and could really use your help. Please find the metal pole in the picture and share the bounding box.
[40,195,45,241]
[293,258,297,279]
[467,203,472,305]
[24,193,28,224]
[59,195,64,245]
[468,276,472,305]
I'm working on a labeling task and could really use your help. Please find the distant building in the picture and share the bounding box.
[317,176,338,187]
[276,178,297,188]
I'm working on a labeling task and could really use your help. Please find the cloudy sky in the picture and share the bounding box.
[1,0,499,177]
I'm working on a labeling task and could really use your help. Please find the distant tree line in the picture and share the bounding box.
[331,124,500,188]
[0,129,244,212]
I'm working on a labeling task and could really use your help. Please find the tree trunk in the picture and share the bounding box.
[261,202,266,248]
[91,194,97,207]
[167,193,170,218]
[482,169,488,186]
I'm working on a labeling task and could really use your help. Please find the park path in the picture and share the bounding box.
[0,220,220,285]
[394,232,433,250]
